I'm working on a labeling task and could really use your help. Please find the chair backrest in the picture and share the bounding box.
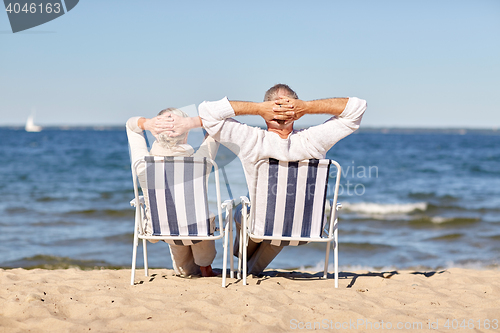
[250,158,333,241]
[134,156,214,238]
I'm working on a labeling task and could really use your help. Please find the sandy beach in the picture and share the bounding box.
[1,267,499,332]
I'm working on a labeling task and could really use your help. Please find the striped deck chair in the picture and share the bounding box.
[239,158,342,287]
[130,156,233,287]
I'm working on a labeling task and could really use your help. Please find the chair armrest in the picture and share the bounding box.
[221,199,235,210]
[240,196,250,206]
[130,196,144,207]
[221,197,248,210]
[329,199,342,210]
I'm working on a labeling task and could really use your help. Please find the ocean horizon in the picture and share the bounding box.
[2,125,500,135]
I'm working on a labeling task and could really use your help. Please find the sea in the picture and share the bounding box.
[1,127,499,272]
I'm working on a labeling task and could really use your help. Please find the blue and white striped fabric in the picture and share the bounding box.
[142,156,212,245]
[251,159,331,246]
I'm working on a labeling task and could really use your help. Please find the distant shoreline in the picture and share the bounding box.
[1,126,499,135]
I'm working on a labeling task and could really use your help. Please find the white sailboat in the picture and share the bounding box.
[25,112,42,132]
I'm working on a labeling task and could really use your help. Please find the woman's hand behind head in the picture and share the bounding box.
[161,115,203,138]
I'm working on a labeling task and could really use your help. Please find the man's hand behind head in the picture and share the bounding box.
[272,96,308,122]
[259,100,295,124]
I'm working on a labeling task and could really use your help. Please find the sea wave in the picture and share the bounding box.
[36,196,68,202]
[1,255,125,270]
[488,235,500,241]
[5,207,30,214]
[31,220,78,227]
[408,192,459,201]
[341,242,394,252]
[426,233,464,241]
[342,202,428,215]
[409,217,480,227]
[65,209,133,218]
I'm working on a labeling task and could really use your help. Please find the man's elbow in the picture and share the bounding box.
[348,97,367,125]
[357,98,367,114]
[348,98,367,131]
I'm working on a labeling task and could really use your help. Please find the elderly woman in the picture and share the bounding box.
[126,108,219,277]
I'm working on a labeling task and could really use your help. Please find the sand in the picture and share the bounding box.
[1,267,499,332]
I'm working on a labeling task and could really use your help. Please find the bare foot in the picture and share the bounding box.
[200,265,216,277]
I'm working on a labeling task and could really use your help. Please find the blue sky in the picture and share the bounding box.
[1,0,499,128]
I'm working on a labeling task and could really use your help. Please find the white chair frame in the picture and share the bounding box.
[130,157,235,287]
[239,159,342,287]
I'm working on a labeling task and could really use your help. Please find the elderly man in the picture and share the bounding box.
[159,84,367,275]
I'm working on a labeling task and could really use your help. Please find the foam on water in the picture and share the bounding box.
[342,202,428,214]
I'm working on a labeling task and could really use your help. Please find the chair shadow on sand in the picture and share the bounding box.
[238,269,448,288]
[134,269,447,287]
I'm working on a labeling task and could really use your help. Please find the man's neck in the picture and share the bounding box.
[267,127,293,139]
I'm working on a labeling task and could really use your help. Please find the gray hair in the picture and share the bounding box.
[263,83,298,101]
[156,107,189,149]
